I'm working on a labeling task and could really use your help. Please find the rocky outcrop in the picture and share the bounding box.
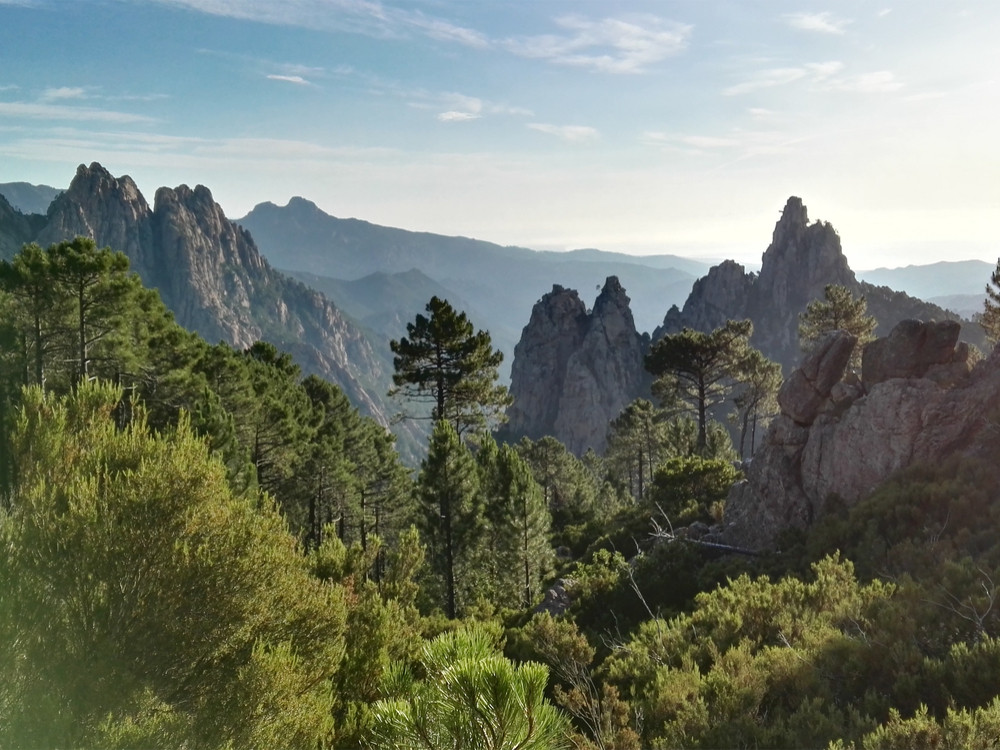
[504,277,650,455]
[658,259,753,336]
[655,197,982,371]
[38,163,155,267]
[724,320,988,550]
[9,162,394,430]
[777,331,857,425]
[861,319,964,388]
[151,183,266,348]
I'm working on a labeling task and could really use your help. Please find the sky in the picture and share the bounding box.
[0,0,997,270]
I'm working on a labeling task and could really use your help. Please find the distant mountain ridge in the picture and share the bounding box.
[857,260,994,300]
[236,197,705,347]
[0,181,62,215]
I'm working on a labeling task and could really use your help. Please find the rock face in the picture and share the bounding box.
[777,330,857,426]
[724,319,990,550]
[655,197,981,371]
[9,162,394,428]
[504,277,650,455]
[861,319,964,388]
[38,163,155,266]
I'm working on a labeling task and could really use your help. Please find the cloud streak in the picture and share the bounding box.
[0,101,156,124]
[528,123,599,143]
[724,61,899,96]
[505,14,691,74]
[267,74,311,85]
[783,12,851,34]
[148,0,488,48]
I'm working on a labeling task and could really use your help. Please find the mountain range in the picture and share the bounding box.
[235,197,707,379]
[1,167,993,461]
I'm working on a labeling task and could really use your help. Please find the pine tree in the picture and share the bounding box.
[517,435,604,537]
[391,296,512,436]
[645,319,753,452]
[981,259,1000,345]
[605,399,670,501]
[479,438,553,608]
[371,625,569,750]
[416,420,485,619]
[47,237,142,384]
[797,283,876,369]
[0,243,70,387]
[729,348,782,459]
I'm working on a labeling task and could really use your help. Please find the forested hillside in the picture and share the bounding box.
[4,235,1000,748]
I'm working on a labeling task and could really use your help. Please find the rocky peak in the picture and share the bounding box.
[505,277,649,455]
[724,319,986,550]
[655,196,970,373]
[151,183,270,348]
[37,162,154,266]
[7,162,395,441]
[654,259,753,341]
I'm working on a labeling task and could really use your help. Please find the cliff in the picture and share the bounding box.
[504,276,650,455]
[11,162,395,430]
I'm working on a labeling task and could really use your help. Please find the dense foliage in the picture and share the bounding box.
[3,239,1000,749]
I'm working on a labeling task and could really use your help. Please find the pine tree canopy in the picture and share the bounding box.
[390,296,511,436]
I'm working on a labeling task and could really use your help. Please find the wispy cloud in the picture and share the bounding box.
[724,61,898,96]
[405,13,489,48]
[723,67,808,96]
[825,71,902,93]
[528,123,599,143]
[417,91,532,123]
[783,12,851,34]
[266,74,311,85]
[641,131,740,154]
[40,86,90,101]
[0,101,156,124]
[149,0,488,48]
[505,14,691,74]
[438,111,480,122]
[0,128,400,167]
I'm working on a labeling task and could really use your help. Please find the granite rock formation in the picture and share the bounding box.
[6,162,393,428]
[655,197,981,371]
[724,319,992,550]
[504,277,650,455]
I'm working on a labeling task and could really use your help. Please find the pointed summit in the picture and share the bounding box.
[37,161,153,266]
[505,277,649,455]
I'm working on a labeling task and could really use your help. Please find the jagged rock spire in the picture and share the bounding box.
[505,276,650,455]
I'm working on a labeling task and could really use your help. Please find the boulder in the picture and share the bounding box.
[862,319,962,388]
[777,330,856,425]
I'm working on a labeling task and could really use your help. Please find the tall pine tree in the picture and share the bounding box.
[645,319,753,452]
[390,296,511,437]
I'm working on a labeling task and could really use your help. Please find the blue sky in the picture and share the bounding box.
[0,0,997,269]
